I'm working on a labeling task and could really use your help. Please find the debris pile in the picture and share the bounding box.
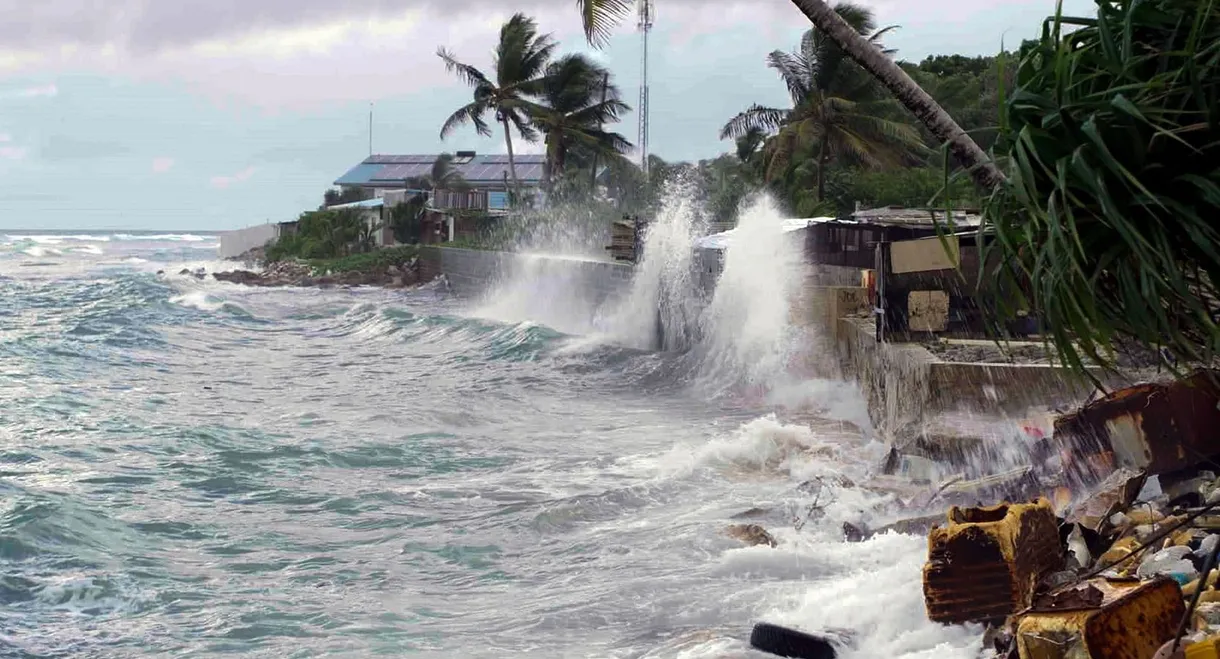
[911,369,1220,659]
[745,369,1220,659]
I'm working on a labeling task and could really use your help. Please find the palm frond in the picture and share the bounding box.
[721,105,790,139]
[440,101,492,139]
[567,98,632,127]
[981,0,1220,376]
[436,48,491,88]
[767,50,812,106]
[578,0,634,48]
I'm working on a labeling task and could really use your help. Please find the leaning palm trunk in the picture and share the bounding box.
[500,116,523,205]
[789,0,1005,191]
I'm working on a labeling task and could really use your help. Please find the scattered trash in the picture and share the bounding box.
[1053,369,1220,484]
[748,622,840,659]
[922,498,1063,624]
[1065,467,1147,534]
[734,371,1220,658]
[1137,546,1199,584]
[1016,577,1184,659]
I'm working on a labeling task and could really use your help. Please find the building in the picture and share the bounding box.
[332,152,546,245]
[325,197,392,247]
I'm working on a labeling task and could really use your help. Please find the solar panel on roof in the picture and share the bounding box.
[368,155,437,165]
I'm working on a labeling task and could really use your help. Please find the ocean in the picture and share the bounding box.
[0,218,983,658]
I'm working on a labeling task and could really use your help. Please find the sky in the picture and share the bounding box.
[0,0,1091,231]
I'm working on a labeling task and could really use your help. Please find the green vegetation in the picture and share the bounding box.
[721,6,925,206]
[981,0,1220,373]
[437,14,557,196]
[265,208,379,262]
[307,245,419,275]
[321,186,373,209]
[438,13,634,200]
[389,195,427,245]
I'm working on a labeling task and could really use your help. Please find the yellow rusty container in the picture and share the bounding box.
[1015,577,1184,659]
[923,498,1063,624]
[1186,636,1220,659]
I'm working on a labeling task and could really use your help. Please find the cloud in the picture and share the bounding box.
[0,1,791,109]
[151,156,175,173]
[210,166,256,189]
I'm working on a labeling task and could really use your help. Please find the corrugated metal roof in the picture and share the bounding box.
[334,154,547,188]
[851,206,982,228]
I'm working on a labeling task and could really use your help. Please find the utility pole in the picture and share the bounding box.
[637,0,653,180]
[368,102,374,157]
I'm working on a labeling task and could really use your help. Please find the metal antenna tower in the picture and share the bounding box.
[637,0,653,179]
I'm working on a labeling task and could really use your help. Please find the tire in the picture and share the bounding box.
[749,622,837,659]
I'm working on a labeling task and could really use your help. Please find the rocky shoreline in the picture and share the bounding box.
[207,257,425,289]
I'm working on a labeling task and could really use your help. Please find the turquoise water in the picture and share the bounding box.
[0,233,983,658]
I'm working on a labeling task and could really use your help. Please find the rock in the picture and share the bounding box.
[386,264,400,275]
[178,268,191,275]
[730,507,771,520]
[212,270,263,285]
[725,524,777,548]
[842,522,867,543]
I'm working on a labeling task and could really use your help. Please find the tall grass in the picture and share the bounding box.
[980,0,1220,377]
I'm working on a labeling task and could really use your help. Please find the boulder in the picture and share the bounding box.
[213,270,263,285]
[725,524,778,548]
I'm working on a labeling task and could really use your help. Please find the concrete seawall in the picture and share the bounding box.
[419,246,635,302]
[218,224,279,259]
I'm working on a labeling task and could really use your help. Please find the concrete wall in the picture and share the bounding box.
[419,246,634,301]
[218,223,279,259]
[835,316,1116,442]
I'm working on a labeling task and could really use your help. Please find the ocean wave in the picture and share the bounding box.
[112,233,211,242]
[20,246,62,258]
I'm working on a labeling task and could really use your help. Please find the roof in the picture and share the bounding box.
[694,217,832,251]
[327,197,385,210]
[850,205,982,229]
[334,154,547,188]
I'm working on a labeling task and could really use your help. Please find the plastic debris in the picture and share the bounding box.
[1137,546,1199,585]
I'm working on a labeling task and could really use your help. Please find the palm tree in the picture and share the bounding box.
[438,13,556,201]
[721,4,924,202]
[573,0,1001,190]
[521,54,633,185]
[404,153,467,192]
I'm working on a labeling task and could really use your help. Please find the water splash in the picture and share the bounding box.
[692,194,804,398]
[607,177,704,351]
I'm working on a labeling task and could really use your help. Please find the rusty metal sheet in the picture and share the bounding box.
[923,498,1064,624]
[1016,577,1184,659]
[1054,369,1220,482]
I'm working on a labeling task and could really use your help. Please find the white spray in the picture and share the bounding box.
[606,177,703,351]
[693,194,804,398]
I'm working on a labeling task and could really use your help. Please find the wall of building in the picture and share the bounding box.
[218,223,279,259]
